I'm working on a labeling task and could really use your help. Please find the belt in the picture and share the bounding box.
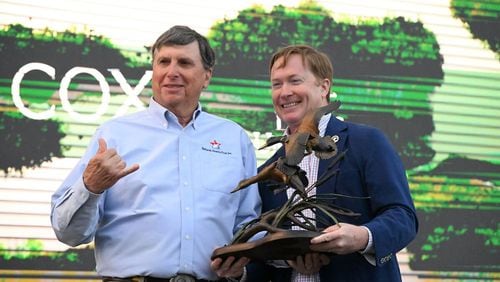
[103,274,228,282]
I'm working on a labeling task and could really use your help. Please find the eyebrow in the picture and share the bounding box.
[155,55,196,63]
[178,56,195,63]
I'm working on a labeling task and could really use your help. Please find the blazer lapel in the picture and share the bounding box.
[317,117,348,195]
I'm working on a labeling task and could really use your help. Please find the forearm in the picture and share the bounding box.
[365,205,418,265]
[51,177,101,246]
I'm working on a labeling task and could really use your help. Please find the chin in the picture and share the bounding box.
[280,116,300,127]
[283,110,304,120]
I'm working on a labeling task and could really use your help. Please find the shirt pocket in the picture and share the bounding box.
[195,149,244,194]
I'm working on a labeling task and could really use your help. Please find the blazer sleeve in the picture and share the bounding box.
[350,125,418,267]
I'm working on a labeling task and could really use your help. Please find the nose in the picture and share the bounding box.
[280,82,293,97]
[165,62,180,78]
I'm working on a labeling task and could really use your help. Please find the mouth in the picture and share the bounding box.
[163,84,183,89]
[281,101,300,109]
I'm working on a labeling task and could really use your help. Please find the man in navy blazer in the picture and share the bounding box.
[245,45,418,281]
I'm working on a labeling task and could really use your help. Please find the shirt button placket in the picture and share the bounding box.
[178,133,194,273]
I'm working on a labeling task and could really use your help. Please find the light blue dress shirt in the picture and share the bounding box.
[51,98,261,280]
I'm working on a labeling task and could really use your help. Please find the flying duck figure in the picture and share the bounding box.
[231,157,309,196]
[260,101,342,166]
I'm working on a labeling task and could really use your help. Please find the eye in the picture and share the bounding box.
[271,82,282,89]
[178,58,194,66]
[290,78,302,85]
[157,57,170,65]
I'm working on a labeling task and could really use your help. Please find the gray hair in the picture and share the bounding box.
[151,25,215,70]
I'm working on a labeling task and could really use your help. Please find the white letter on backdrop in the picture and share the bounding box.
[11,62,56,120]
[108,69,151,116]
[59,67,111,122]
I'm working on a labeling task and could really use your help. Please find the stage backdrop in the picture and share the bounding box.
[0,0,499,280]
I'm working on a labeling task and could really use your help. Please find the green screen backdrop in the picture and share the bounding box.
[0,0,499,280]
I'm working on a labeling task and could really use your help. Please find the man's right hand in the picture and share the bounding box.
[287,253,330,275]
[83,138,139,194]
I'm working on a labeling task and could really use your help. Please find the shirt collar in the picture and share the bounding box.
[148,97,202,129]
[318,113,331,137]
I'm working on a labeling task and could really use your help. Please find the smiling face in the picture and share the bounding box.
[152,41,212,118]
[270,54,330,132]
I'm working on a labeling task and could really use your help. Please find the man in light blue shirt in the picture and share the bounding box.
[51,25,261,281]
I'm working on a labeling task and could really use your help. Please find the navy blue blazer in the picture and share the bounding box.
[246,117,418,282]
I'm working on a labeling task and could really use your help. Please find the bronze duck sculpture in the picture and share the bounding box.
[232,101,342,196]
[260,100,341,166]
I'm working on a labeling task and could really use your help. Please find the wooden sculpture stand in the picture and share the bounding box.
[211,230,321,261]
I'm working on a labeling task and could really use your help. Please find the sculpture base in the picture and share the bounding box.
[211,230,322,261]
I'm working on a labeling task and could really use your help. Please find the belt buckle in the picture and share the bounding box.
[170,274,196,282]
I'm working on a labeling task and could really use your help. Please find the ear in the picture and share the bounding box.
[203,68,213,89]
[321,78,331,98]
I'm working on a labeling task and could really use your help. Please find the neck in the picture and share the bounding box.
[177,115,192,127]
[168,104,198,128]
[287,126,298,135]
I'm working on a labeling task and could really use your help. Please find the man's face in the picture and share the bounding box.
[270,54,329,131]
[152,41,211,112]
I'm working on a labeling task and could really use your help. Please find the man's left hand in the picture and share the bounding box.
[211,256,249,279]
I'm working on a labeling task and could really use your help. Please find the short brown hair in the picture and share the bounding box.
[269,45,333,100]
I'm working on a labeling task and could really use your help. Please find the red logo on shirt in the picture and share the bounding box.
[210,139,221,149]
